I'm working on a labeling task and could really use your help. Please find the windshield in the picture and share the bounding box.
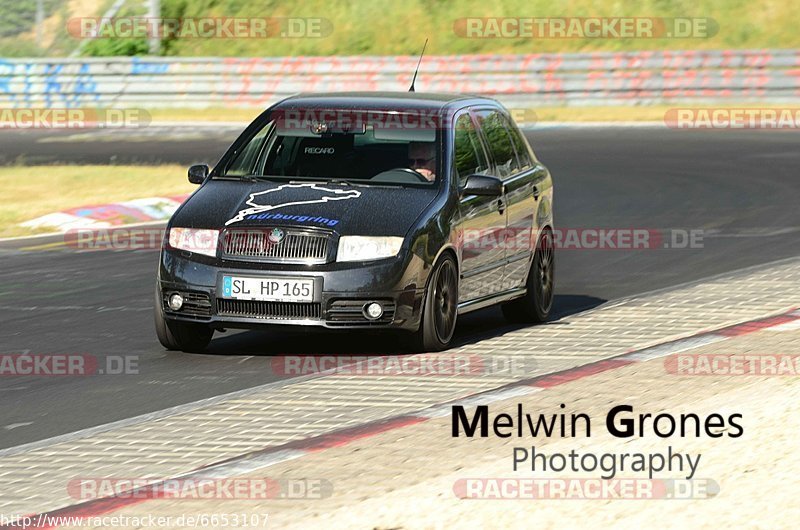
[221,110,441,186]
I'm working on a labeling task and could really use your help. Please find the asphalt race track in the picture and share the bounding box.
[1,126,799,450]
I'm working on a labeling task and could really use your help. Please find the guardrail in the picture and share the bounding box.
[1,49,798,108]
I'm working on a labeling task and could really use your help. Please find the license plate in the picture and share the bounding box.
[221,276,315,302]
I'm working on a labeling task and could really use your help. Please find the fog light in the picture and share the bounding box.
[364,302,383,320]
[168,293,184,311]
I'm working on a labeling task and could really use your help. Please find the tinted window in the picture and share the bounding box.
[263,130,437,184]
[221,111,441,186]
[475,110,517,178]
[226,123,271,176]
[453,113,488,185]
[502,115,533,170]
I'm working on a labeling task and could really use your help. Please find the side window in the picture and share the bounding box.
[475,110,518,178]
[502,114,534,171]
[225,122,272,176]
[453,113,489,185]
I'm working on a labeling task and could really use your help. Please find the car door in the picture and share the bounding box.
[472,108,536,291]
[453,110,507,302]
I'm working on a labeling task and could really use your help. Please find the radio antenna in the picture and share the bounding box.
[408,38,428,92]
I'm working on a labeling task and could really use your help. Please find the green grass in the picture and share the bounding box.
[0,165,195,238]
[0,0,114,57]
[77,0,800,57]
[0,0,63,57]
[0,0,60,38]
[1,0,796,57]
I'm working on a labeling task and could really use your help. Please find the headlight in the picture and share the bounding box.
[337,236,403,262]
[168,228,219,257]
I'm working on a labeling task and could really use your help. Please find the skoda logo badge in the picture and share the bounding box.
[268,228,285,244]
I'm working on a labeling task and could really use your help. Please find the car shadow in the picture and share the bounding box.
[201,293,606,357]
[449,294,606,348]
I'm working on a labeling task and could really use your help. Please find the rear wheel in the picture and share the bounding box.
[414,254,458,352]
[502,228,555,323]
[154,288,213,352]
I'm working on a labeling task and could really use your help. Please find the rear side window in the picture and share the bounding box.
[475,110,518,178]
[502,115,534,171]
[453,113,489,185]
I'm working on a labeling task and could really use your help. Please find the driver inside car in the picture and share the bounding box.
[407,141,436,181]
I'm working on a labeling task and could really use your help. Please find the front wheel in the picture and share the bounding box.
[154,288,213,352]
[413,254,459,352]
[502,228,555,323]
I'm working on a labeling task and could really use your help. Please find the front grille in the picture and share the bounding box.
[326,299,396,326]
[217,299,321,320]
[163,291,212,319]
[221,229,330,263]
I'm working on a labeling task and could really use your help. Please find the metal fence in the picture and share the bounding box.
[1,49,798,108]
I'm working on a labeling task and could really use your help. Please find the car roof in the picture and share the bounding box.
[272,91,498,114]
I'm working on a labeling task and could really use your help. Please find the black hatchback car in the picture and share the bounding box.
[155,92,554,352]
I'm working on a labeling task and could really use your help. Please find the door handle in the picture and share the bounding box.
[533,186,540,200]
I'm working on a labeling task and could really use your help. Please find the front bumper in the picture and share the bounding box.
[157,248,427,331]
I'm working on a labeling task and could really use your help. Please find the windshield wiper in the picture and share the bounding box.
[213,175,253,181]
[215,174,280,182]
[290,178,361,187]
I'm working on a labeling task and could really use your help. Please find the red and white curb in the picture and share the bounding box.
[18,195,189,234]
[5,306,798,529]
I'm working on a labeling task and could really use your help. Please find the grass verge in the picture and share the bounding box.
[0,165,194,239]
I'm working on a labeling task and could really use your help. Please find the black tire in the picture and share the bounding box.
[154,288,213,353]
[502,228,555,323]
[413,254,459,352]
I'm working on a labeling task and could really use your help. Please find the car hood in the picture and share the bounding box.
[172,180,440,236]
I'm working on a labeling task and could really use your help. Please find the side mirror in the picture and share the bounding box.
[460,174,503,197]
[188,164,209,184]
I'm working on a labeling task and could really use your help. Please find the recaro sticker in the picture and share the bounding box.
[304,147,335,154]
